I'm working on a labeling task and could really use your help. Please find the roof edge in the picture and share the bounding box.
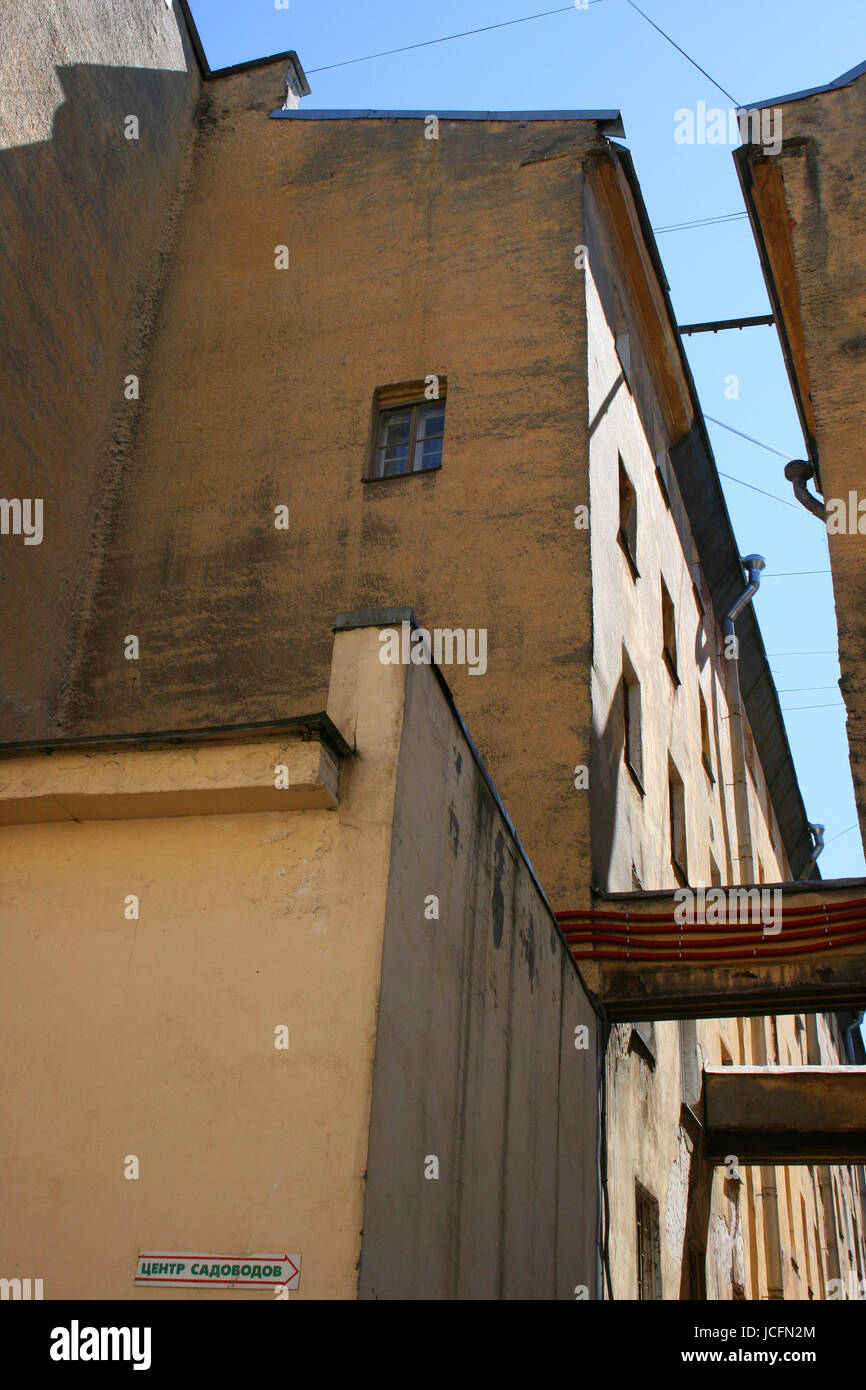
[740,57,866,112]
[270,108,624,134]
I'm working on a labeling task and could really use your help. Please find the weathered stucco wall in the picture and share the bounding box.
[358,636,600,1299]
[0,0,201,742]
[0,628,407,1299]
[582,172,864,1301]
[738,71,866,847]
[65,68,600,905]
[585,180,788,897]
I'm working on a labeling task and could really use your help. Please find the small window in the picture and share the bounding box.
[636,1185,662,1300]
[661,575,679,684]
[618,456,639,578]
[668,760,687,886]
[369,382,446,479]
[622,650,644,792]
[699,688,714,781]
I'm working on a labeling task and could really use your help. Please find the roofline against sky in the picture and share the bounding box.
[270,109,625,135]
[739,57,866,112]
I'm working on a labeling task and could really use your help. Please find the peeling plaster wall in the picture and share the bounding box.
[0,0,201,742]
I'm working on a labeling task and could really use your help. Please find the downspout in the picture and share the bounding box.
[750,1017,785,1297]
[722,556,765,886]
[784,460,826,522]
[799,822,825,881]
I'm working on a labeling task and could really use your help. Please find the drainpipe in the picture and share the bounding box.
[784,460,826,522]
[723,557,765,886]
[750,1018,785,1297]
[799,822,825,881]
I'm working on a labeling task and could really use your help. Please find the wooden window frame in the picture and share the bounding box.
[366,380,447,481]
[636,1184,662,1300]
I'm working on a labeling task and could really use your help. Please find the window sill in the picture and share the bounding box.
[363,463,442,484]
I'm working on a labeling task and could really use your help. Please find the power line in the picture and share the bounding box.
[717,471,803,512]
[623,0,739,105]
[704,415,792,461]
[825,822,861,846]
[653,212,748,234]
[761,570,832,578]
[305,3,604,74]
[769,651,838,658]
[780,702,846,712]
[776,686,841,693]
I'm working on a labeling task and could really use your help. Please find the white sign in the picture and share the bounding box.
[135,1252,300,1290]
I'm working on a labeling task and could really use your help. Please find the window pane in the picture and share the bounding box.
[416,405,445,439]
[413,435,443,471]
[377,443,408,477]
[378,409,411,448]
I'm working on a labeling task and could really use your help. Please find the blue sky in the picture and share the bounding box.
[189,0,866,885]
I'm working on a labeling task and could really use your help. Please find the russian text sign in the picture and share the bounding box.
[134,1252,300,1290]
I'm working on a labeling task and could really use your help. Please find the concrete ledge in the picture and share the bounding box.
[0,737,339,825]
[704,1065,866,1163]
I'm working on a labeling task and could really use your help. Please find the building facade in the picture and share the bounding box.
[1,0,864,1299]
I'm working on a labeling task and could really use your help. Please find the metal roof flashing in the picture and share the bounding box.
[740,57,866,112]
[270,108,625,135]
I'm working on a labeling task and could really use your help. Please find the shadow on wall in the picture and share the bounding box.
[0,53,199,742]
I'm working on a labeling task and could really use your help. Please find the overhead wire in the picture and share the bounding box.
[306,3,604,74]
[716,471,804,512]
[623,0,740,105]
[825,823,861,846]
[704,415,793,461]
[653,212,748,234]
[779,703,847,713]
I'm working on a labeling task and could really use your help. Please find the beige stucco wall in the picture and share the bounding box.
[0,0,201,742]
[358,643,600,1299]
[59,68,599,907]
[1,623,606,1299]
[0,629,406,1299]
[738,71,866,847]
[583,180,865,1300]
